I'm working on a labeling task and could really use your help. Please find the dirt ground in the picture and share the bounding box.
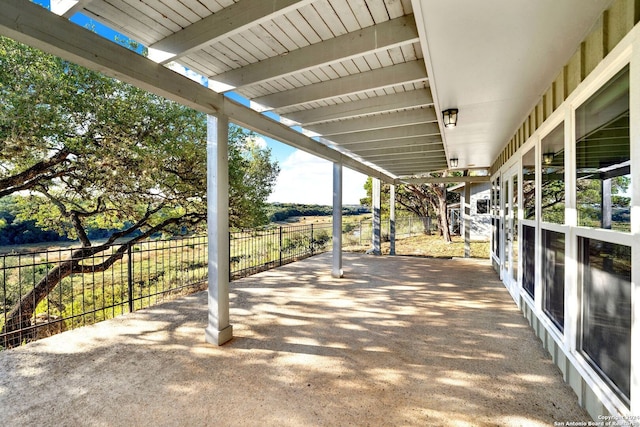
[0,253,590,426]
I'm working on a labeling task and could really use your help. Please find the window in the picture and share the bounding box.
[575,66,630,232]
[541,123,565,224]
[542,230,564,331]
[476,199,489,214]
[522,225,535,298]
[511,176,518,282]
[492,178,501,256]
[522,148,535,220]
[580,237,631,403]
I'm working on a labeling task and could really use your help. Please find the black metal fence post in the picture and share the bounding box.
[279,226,283,266]
[127,245,133,313]
[310,223,314,256]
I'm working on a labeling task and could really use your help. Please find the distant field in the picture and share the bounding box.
[373,234,490,258]
[272,214,370,226]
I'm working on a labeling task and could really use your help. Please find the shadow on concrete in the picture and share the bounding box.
[0,253,589,426]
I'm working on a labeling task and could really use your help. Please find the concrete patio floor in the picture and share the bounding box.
[0,253,589,426]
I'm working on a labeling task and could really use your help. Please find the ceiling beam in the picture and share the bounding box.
[149,0,314,64]
[355,144,445,157]
[51,0,91,17]
[365,158,446,168]
[327,123,440,144]
[397,176,491,184]
[390,167,447,175]
[0,0,395,183]
[211,14,419,88]
[306,108,436,136]
[338,135,442,151]
[374,158,447,168]
[0,0,224,113]
[353,150,444,162]
[281,88,434,126]
[252,60,427,110]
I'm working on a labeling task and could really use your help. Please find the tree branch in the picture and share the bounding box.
[0,148,71,197]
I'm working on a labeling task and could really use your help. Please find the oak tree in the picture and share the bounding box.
[0,37,279,346]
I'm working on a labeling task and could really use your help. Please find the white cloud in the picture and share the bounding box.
[251,136,267,149]
[268,150,367,205]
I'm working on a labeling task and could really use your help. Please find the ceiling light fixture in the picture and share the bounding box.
[450,158,458,168]
[442,108,458,128]
[543,152,555,165]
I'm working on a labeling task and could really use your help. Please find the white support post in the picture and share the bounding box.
[205,114,233,346]
[464,183,471,258]
[629,39,640,417]
[372,178,382,255]
[332,162,343,278]
[390,184,396,255]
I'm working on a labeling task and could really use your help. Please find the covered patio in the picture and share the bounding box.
[0,254,587,426]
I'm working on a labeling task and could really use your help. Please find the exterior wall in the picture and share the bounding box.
[460,183,491,241]
[490,0,640,420]
[490,0,640,175]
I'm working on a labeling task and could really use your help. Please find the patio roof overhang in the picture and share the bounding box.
[0,0,615,182]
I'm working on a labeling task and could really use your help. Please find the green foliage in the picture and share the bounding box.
[266,203,367,222]
[361,176,458,238]
[0,196,70,246]
[0,37,279,343]
[0,36,279,237]
[229,130,280,228]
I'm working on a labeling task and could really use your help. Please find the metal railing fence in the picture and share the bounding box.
[1,236,208,348]
[1,216,431,349]
[230,223,333,279]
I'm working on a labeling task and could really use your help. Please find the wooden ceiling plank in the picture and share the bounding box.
[365,0,390,23]
[297,2,335,40]
[357,145,445,157]
[150,0,315,62]
[327,122,440,144]
[283,9,322,44]
[155,0,199,26]
[306,107,436,136]
[180,0,213,19]
[282,88,433,125]
[383,0,406,19]
[211,14,418,88]
[328,0,360,32]
[271,14,310,49]
[341,136,442,151]
[314,0,348,37]
[61,0,93,18]
[347,0,375,27]
[399,176,491,184]
[81,1,169,45]
[108,0,183,33]
[374,159,447,168]
[231,31,274,61]
[253,59,427,109]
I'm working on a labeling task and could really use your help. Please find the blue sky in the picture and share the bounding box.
[222,94,367,205]
[31,0,368,205]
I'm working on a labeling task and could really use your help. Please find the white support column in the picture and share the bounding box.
[205,114,233,346]
[464,183,471,258]
[332,162,343,278]
[390,184,396,255]
[372,178,382,255]
[629,39,640,417]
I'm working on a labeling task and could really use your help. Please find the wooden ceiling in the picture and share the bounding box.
[58,0,445,177]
